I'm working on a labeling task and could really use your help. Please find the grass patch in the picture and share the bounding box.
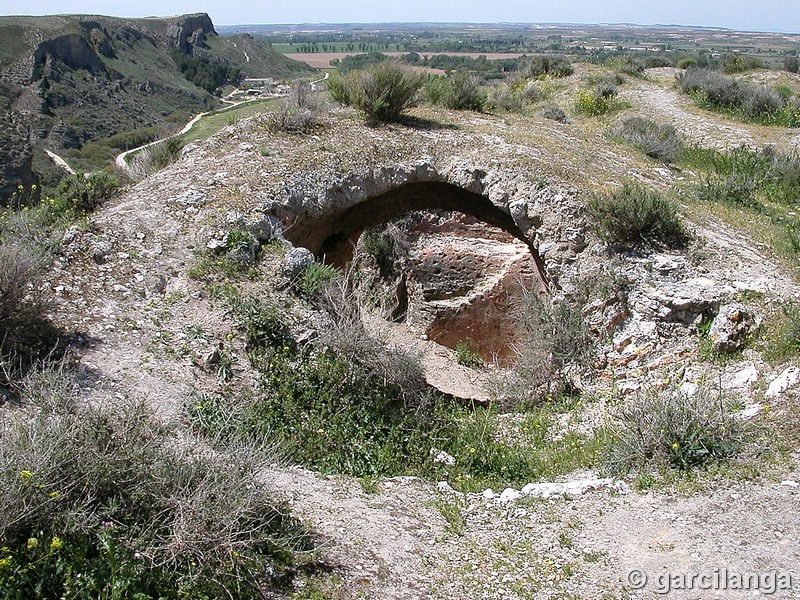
[760,301,800,362]
[680,144,800,264]
[190,289,608,493]
[181,99,278,144]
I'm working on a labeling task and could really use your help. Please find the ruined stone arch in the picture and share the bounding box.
[274,161,550,287]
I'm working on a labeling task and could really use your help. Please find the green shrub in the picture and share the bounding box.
[586,184,688,249]
[574,85,627,116]
[53,171,119,216]
[607,386,749,472]
[440,71,486,111]
[325,72,351,105]
[678,67,744,109]
[296,262,341,300]
[523,55,574,78]
[423,75,448,105]
[609,116,683,163]
[455,339,483,368]
[682,144,800,261]
[0,370,310,599]
[722,53,763,74]
[327,63,423,125]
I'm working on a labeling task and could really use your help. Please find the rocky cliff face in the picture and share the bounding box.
[0,12,310,203]
[34,34,110,82]
[0,112,34,201]
[166,13,216,54]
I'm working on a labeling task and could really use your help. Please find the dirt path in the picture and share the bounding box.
[623,69,800,151]
[114,96,267,170]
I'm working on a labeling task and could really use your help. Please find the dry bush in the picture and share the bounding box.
[606,385,751,472]
[494,291,593,405]
[0,239,53,370]
[268,80,323,133]
[541,106,568,122]
[318,268,426,401]
[609,116,684,163]
[125,136,184,179]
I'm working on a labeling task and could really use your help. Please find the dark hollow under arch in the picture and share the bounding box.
[282,181,548,284]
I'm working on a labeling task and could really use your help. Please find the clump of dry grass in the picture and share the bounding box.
[0,367,311,598]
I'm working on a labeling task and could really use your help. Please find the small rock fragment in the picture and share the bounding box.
[709,303,761,353]
[282,247,314,278]
[766,366,800,398]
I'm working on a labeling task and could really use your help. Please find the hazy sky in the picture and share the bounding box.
[4,0,800,33]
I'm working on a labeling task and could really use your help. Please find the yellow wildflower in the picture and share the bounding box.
[49,537,63,551]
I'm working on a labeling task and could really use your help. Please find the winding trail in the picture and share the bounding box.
[114,97,262,171]
[310,70,329,91]
[116,73,329,171]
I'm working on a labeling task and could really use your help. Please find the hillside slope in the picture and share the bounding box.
[0,13,313,200]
